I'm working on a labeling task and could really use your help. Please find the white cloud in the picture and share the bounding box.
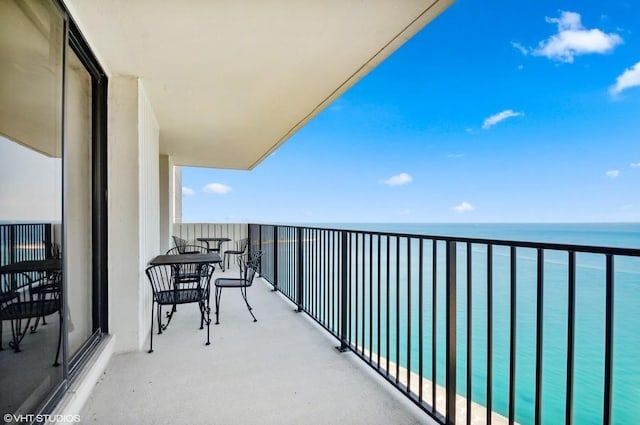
[511,41,529,55]
[203,183,232,194]
[631,162,640,168]
[609,62,640,96]
[382,173,412,187]
[182,186,195,196]
[453,202,475,213]
[482,109,523,129]
[532,11,622,63]
[605,170,620,178]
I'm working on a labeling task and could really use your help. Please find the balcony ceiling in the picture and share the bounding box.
[65,0,453,169]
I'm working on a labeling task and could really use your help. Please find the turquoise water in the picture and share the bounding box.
[296,223,640,424]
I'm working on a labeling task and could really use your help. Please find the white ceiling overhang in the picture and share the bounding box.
[65,0,454,169]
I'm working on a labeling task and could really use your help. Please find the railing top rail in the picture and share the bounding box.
[249,223,640,257]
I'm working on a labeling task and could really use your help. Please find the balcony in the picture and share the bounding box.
[81,265,437,425]
[79,223,640,424]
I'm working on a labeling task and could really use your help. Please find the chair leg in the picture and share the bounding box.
[9,318,22,352]
[205,302,211,346]
[215,287,222,325]
[241,286,257,322]
[148,302,154,353]
[199,301,204,330]
[53,312,62,366]
[157,304,163,335]
[30,316,40,333]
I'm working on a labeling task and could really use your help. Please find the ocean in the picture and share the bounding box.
[301,222,640,424]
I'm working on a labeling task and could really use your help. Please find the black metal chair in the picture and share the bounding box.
[145,263,215,353]
[214,267,258,324]
[166,245,208,255]
[172,235,187,252]
[171,235,207,254]
[165,245,209,294]
[222,238,248,272]
[239,249,264,278]
[0,271,62,366]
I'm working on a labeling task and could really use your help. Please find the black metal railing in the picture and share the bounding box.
[248,223,640,425]
[0,223,53,267]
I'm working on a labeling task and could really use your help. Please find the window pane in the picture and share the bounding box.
[66,47,94,358]
[0,0,64,415]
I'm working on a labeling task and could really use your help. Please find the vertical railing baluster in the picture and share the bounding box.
[509,246,517,425]
[309,229,313,312]
[419,238,424,403]
[331,231,335,332]
[432,239,438,413]
[369,234,373,363]
[446,240,457,425]
[304,229,315,311]
[603,254,614,425]
[272,225,278,292]
[535,248,544,425]
[338,231,349,352]
[386,234,390,375]
[362,233,366,356]
[258,225,262,271]
[9,224,16,265]
[467,243,473,425]
[296,227,303,312]
[247,223,253,261]
[325,231,329,326]
[407,237,412,393]
[566,251,576,425]
[44,223,52,259]
[316,229,320,317]
[396,236,400,384]
[355,233,360,354]
[487,244,493,425]
[377,234,381,368]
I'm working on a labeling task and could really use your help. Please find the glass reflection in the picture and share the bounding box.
[66,48,94,359]
[0,0,64,416]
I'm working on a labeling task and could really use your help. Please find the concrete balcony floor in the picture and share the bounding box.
[81,267,435,425]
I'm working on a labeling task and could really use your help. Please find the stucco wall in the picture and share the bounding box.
[108,75,159,353]
[137,81,159,351]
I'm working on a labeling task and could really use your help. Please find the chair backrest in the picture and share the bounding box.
[145,263,214,300]
[1,272,33,307]
[172,236,188,253]
[238,238,248,253]
[0,271,61,316]
[244,267,256,287]
[166,245,208,255]
[244,249,263,270]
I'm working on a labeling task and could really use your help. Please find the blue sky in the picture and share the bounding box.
[182,0,640,224]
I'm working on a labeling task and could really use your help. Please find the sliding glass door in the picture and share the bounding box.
[0,0,65,414]
[0,0,107,415]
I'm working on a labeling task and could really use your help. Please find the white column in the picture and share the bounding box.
[107,75,159,353]
[173,165,182,224]
[159,154,178,253]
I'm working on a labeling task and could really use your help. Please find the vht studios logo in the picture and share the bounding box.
[4,414,81,423]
